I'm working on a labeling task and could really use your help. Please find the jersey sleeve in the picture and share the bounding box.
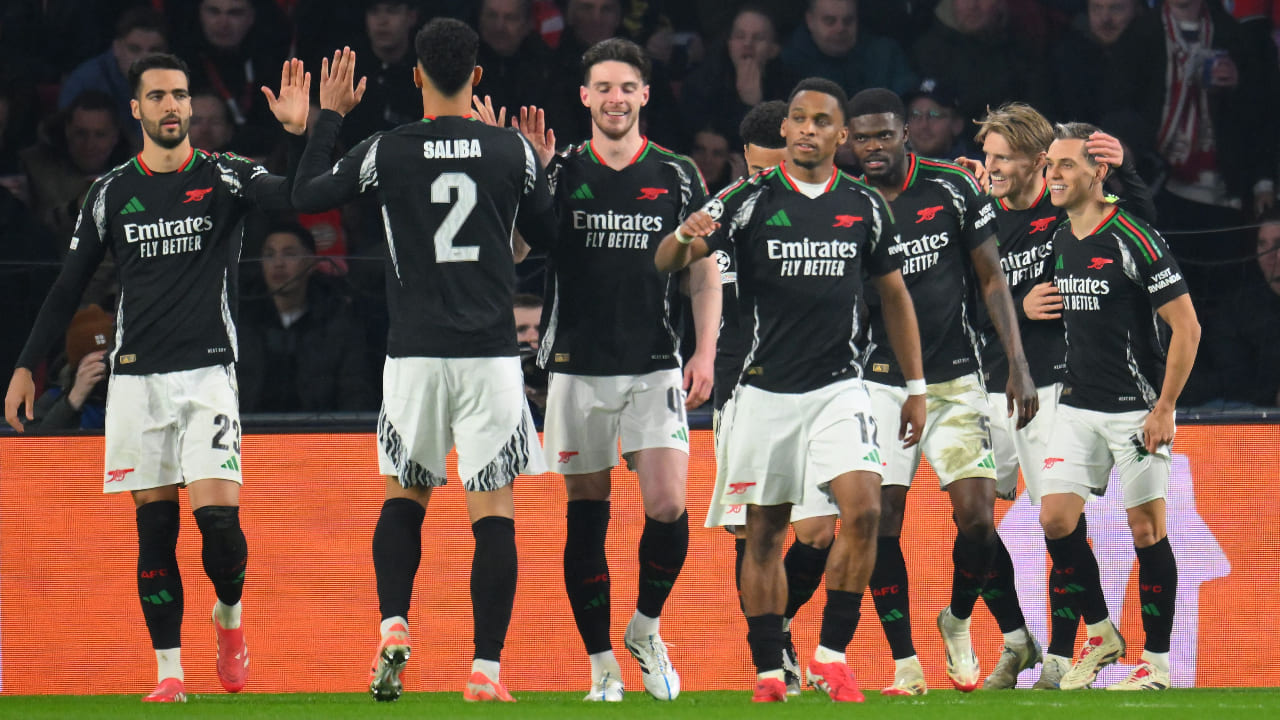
[15,178,112,370]
[863,188,903,278]
[678,157,710,223]
[214,139,301,212]
[956,170,997,252]
[1124,219,1189,308]
[701,176,761,256]
[291,109,379,213]
[513,133,557,251]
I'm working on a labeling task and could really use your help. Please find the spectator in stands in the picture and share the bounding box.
[474,0,557,119]
[29,304,112,431]
[57,8,168,147]
[237,223,377,413]
[780,0,916,98]
[904,79,969,161]
[1050,0,1143,126]
[546,0,684,149]
[341,0,423,148]
[1207,210,1280,407]
[680,5,797,148]
[1103,0,1279,307]
[911,0,1050,127]
[21,90,129,245]
[178,0,288,156]
[190,89,236,152]
[690,127,738,193]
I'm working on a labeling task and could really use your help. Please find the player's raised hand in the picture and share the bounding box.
[471,95,507,128]
[899,394,925,448]
[514,106,556,167]
[1023,282,1063,320]
[679,210,719,240]
[4,368,35,432]
[955,156,989,192]
[1086,132,1124,169]
[262,58,311,135]
[319,47,367,117]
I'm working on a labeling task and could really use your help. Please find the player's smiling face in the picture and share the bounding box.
[1045,138,1103,210]
[132,69,192,150]
[848,111,906,184]
[782,90,847,170]
[982,131,1042,200]
[581,60,648,141]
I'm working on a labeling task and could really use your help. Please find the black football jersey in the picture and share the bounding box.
[1053,207,1188,412]
[979,182,1067,392]
[864,155,995,386]
[17,146,295,375]
[538,139,708,375]
[292,110,556,359]
[703,163,900,394]
[711,243,743,411]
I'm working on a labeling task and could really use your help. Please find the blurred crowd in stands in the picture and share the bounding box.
[1,0,1277,423]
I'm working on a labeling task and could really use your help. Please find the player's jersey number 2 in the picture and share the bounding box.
[432,172,479,263]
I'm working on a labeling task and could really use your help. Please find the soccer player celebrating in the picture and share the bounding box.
[510,38,717,702]
[1038,123,1198,692]
[961,103,1154,689]
[844,88,1038,695]
[706,99,841,696]
[657,77,926,703]
[290,25,556,702]
[4,53,312,702]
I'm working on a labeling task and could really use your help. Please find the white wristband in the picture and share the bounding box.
[905,378,926,396]
[675,228,694,245]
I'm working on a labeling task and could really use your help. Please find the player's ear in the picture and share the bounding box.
[579,85,590,108]
[640,84,649,107]
[130,98,141,121]
[412,65,423,89]
[1035,151,1047,171]
[836,123,848,147]
[471,66,483,88]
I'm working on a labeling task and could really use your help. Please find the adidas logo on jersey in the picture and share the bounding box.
[765,209,792,227]
[571,184,594,200]
[120,196,146,214]
[220,456,240,471]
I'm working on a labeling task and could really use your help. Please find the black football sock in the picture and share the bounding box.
[372,498,425,620]
[870,535,916,659]
[734,537,746,613]
[783,539,830,619]
[981,532,1027,633]
[192,505,247,607]
[636,511,689,618]
[564,500,612,653]
[818,589,862,654]
[471,516,517,662]
[950,527,996,620]
[1045,519,1108,626]
[1136,537,1177,654]
[137,501,184,649]
[746,614,786,674]
[1047,514,1086,657]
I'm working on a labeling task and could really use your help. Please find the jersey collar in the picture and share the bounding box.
[776,161,840,194]
[585,138,650,167]
[133,147,197,175]
[899,152,919,192]
[997,176,1049,211]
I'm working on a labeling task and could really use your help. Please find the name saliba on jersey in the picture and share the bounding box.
[573,209,664,249]
[770,237,857,276]
[125,215,214,258]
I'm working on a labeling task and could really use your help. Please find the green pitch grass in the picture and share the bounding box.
[2,689,1279,720]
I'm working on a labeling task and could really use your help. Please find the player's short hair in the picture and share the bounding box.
[513,292,543,309]
[128,53,190,98]
[974,102,1054,157]
[115,6,167,40]
[846,87,905,123]
[1053,122,1104,166]
[581,38,651,85]
[414,18,479,96]
[787,77,848,124]
[266,222,317,253]
[739,100,787,149]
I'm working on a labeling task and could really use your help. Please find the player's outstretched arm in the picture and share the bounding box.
[261,58,311,136]
[1145,294,1200,453]
[874,269,926,448]
[1090,131,1157,224]
[971,237,1038,428]
[4,369,35,432]
[655,210,716,273]
[471,94,508,129]
[683,254,720,409]
[292,48,375,213]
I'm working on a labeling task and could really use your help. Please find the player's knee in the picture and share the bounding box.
[844,506,879,544]
[1039,509,1077,540]
[644,499,685,524]
[954,508,995,542]
[793,518,836,549]
[1127,517,1162,548]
